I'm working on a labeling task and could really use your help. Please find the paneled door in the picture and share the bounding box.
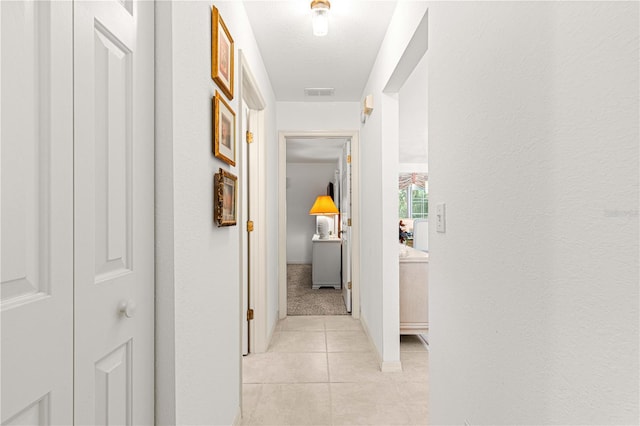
[73,1,154,424]
[1,1,74,424]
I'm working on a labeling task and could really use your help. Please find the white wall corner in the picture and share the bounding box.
[358,0,429,372]
[154,0,177,424]
[381,361,403,373]
[360,314,402,372]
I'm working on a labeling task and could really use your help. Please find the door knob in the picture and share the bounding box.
[119,300,137,318]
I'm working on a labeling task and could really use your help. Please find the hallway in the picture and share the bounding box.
[241,316,428,425]
[1,0,637,424]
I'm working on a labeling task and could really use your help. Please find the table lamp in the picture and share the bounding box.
[309,195,339,239]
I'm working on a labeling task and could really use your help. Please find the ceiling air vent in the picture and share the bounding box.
[304,87,335,97]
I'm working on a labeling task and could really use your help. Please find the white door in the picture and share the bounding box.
[341,141,352,313]
[1,2,74,424]
[246,108,259,351]
[73,1,154,424]
[241,106,249,355]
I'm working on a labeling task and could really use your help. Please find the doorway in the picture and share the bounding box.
[286,138,348,316]
[277,131,361,320]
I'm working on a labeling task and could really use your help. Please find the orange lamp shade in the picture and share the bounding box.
[309,195,339,215]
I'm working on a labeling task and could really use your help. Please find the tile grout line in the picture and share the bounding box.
[324,319,336,426]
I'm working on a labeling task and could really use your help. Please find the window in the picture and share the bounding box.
[399,189,408,218]
[399,182,428,219]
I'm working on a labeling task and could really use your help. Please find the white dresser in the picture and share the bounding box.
[311,235,341,290]
[399,244,429,334]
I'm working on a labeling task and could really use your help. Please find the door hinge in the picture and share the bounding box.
[347,218,352,227]
[347,155,351,164]
[246,131,254,144]
[247,220,254,232]
[348,281,352,290]
[247,308,254,321]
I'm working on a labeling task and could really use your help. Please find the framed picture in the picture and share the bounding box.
[213,91,236,166]
[214,168,237,227]
[211,5,234,100]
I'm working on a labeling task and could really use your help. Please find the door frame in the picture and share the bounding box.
[237,50,267,356]
[277,131,361,320]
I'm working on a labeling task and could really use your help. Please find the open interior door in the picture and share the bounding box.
[341,141,352,313]
[242,106,257,355]
[242,107,249,355]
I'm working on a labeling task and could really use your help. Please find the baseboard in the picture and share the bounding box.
[359,315,403,373]
[267,314,278,346]
[286,261,310,265]
[359,315,380,366]
[381,360,403,372]
[233,406,242,426]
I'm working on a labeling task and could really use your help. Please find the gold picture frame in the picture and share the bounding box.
[214,168,237,227]
[211,5,234,100]
[213,91,236,166]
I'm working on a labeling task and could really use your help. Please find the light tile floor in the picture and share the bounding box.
[241,315,428,426]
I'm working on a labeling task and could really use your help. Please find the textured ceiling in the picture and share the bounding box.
[243,0,397,102]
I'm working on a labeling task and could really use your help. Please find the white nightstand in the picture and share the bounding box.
[311,234,341,290]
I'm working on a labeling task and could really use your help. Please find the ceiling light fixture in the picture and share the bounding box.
[310,0,331,37]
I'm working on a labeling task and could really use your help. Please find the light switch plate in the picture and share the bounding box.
[436,203,446,233]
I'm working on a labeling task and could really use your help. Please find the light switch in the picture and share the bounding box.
[436,203,446,233]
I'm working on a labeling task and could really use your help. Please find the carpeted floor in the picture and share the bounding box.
[287,264,348,316]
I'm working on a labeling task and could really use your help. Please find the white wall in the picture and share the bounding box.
[155,2,277,424]
[399,163,428,173]
[399,51,428,165]
[359,2,429,367]
[277,102,360,131]
[428,2,639,424]
[286,163,337,264]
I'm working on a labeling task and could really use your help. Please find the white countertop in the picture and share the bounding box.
[312,234,341,242]
[399,243,429,262]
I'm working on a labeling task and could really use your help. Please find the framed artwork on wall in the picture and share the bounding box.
[211,5,234,100]
[214,168,237,227]
[213,91,236,166]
